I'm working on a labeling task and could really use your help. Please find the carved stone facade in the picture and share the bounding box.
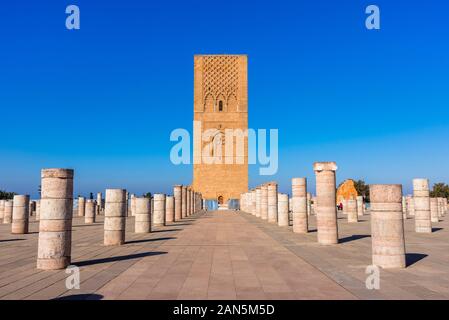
[193,55,248,203]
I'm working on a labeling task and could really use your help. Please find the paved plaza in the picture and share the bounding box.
[0,210,448,300]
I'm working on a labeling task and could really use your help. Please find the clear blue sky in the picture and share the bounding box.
[1,0,448,198]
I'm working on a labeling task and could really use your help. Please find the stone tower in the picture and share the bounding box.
[192,55,248,204]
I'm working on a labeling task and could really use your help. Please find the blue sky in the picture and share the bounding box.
[0,0,448,198]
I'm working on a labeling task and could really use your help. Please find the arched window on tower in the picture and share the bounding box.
[218,100,223,112]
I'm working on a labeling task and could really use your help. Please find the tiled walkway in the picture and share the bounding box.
[0,210,448,300]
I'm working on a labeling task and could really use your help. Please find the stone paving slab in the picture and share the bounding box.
[0,209,447,300]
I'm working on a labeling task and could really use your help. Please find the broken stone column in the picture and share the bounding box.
[255,187,261,218]
[78,197,85,216]
[370,184,406,269]
[174,185,182,221]
[357,196,364,217]
[12,195,30,234]
[314,162,339,245]
[0,200,4,221]
[3,200,13,224]
[37,168,74,270]
[166,195,175,223]
[430,198,439,223]
[292,178,308,233]
[35,200,41,221]
[181,186,187,218]
[413,178,431,233]
[135,197,151,233]
[267,182,278,223]
[104,189,126,246]
[347,199,358,223]
[277,193,289,227]
[261,184,268,220]
[85,199,96,224]
[153,194,166,226]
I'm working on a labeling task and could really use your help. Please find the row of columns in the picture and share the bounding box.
[0,168,206,270]
[0,198,41,225]
[240,162,447,270]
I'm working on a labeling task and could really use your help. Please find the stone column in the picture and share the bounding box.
[166,196,175,223]
[29,200,36,216]
[370,184,406,269]
[311,196,317,215]
[181,186,187,218]
[277,193,289,226]
[12,195,30,234]
[261,184,268,220]
[37,168,74,270]
[186,187,192,217]
[314,162,339,245]
[401,196,407,219]
[443,198,448,216]
[430,198,439,223]
[95,201,100,216]
[153,194,166,226]
[3,200,13,223]
[347,199,358,223]
[436,198,443,217]
[85,199,96,223]
[357,196,364,217]
[307,192,312,216]
[174,185,182,221]
[190,189,195,214]
[36,200,41,221]
[78,197,85,216]
[292,178,308,233]
[135,197,151,233]
[267,182,278,223]
[250,190,256,215]
[406,195,415,216]
[190,188,194,215]
[104,189,126,246]
[342,199,348,215]
[151,196,154,215]
[126,191,129,217]
[0,200,4,221]
[413,178,431,233]
[130,194,136,217]
[255,187,261,218]
[97,192,103,210]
